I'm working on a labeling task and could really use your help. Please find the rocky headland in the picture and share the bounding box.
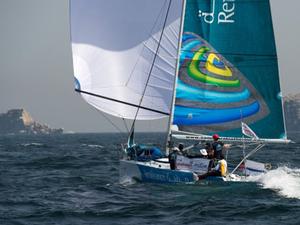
[0,109,63,135]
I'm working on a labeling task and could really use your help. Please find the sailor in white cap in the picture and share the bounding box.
[199,149,208,158]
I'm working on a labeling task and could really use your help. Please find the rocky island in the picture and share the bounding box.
[0,109,63,135]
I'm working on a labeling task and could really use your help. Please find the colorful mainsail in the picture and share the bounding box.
[172,0,286,139]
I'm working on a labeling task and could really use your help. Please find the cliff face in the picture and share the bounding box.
[0,109,63,135]
[283,94,300,136]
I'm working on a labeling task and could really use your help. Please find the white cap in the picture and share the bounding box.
[200,149,208,156]
[173,147,180,152]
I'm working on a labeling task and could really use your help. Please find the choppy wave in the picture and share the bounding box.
[249,166,300,199]
[20,142,46,147]
[0,133,299,225]
[80,144,104,149]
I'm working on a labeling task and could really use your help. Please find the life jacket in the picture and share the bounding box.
[215,159,227,177]
[212,141,223,152]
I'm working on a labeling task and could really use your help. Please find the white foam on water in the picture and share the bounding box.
[80,144,104,149]
[248,166,300,199]
[21,142,44,147]
[87,144,104,149]
[119,175,137,186]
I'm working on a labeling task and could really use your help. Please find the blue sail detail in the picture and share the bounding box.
[182,33,198,42]
[180,40,202,65]
[176,79,250,103]
[174,101,260,125]
[74,77,81,90]
[213,58,225,68]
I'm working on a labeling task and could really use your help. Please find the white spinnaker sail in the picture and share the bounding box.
[70,0,183,120]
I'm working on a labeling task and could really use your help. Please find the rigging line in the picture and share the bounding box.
[125,0,168,87]
[122,118,131,146]
[75,89,170,116]
[97,110,128,148]
[77,94,126,140]
[230,144,265,176]
[97,110,124,135]
[122,118,130,134]
[240,111,247,176]
[134,0,172,118]
[129,0,173,134]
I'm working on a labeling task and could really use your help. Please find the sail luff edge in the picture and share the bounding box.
[165,0,187,154]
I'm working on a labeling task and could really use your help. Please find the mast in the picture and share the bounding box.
[165,0,186,154]
[127,0,173,142]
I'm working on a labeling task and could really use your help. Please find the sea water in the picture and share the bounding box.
[0,133,299,225]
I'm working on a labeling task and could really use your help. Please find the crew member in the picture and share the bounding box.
[212,134,223,159]
[207,148,216,171]
[168,147,179,170]
[214,154,227,177]
[198,154,228,179]
[212,134,230,159]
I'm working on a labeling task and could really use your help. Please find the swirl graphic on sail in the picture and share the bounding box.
[173,32,269,134]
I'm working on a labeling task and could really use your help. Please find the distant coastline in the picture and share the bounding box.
[0,109,63,135]
[0,93,298,136]
[284,93,300,137]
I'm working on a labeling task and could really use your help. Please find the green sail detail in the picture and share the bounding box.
[187,47,240,87]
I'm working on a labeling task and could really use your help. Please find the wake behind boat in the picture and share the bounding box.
[70,0,291,184]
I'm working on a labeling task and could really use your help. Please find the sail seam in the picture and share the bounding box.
[143,43,174,68]
[154,63,174,76]
[169,23,179,40]
[163,29,178,50]
[124,1,168,87]
[145,35,175,59]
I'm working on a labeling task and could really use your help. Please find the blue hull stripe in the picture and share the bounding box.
[137,164,194,183]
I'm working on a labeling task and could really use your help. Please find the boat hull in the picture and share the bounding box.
[119,158,268,184]
[120,159,197,184]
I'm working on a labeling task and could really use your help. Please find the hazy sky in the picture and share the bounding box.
[0,0,299,133]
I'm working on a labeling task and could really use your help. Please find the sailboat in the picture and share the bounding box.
[70,0,291,184]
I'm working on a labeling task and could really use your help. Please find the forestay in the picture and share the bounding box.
[171,0,286,139]
[70,0,183,120]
